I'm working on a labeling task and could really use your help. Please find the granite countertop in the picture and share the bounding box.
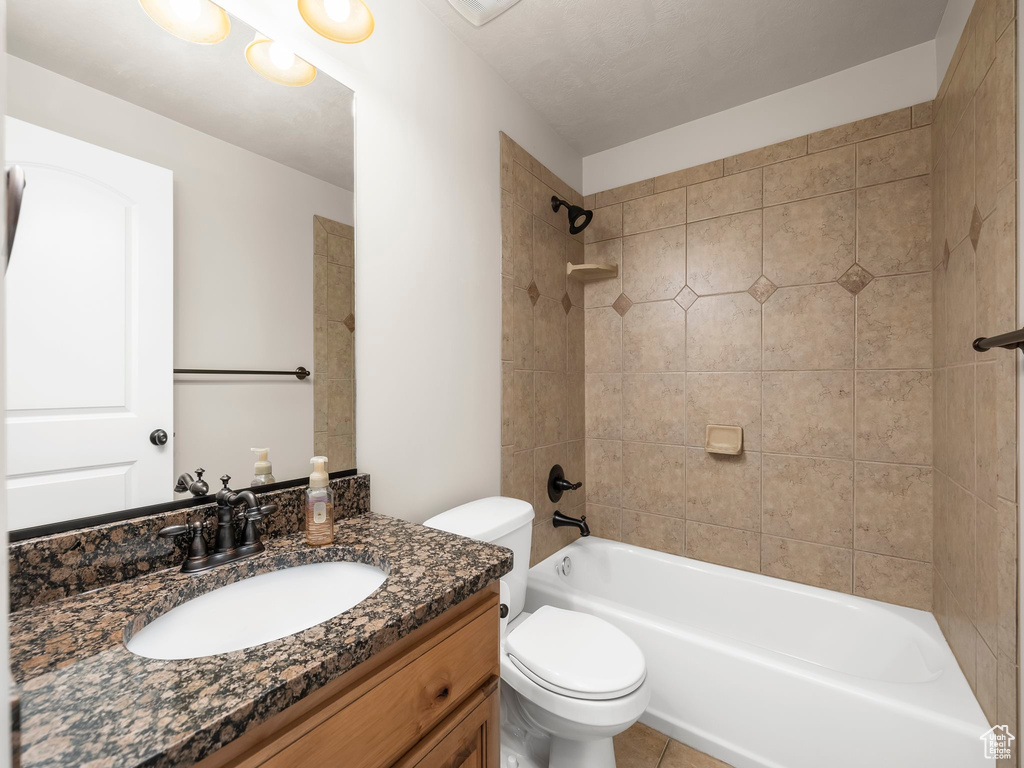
[9,513,513,768]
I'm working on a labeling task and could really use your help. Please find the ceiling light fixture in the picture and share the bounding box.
[138,0,231,44]
[245,34,317,86]
[298,0,375,44]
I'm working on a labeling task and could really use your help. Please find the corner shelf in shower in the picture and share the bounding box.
[566,262,618,281]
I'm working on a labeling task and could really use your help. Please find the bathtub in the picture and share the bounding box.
[525,538,992,768]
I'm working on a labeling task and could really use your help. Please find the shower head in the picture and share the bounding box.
[551,196,594,235]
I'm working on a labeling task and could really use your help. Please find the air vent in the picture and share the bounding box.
[447,0,523,26]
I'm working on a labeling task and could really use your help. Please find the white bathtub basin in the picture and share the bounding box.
[126,562,387,660]
[527,538,991,768]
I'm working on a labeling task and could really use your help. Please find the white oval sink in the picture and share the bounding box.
[126,562,387,660]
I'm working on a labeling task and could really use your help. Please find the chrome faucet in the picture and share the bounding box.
[159,473,277,574]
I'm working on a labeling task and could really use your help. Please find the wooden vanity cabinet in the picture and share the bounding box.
[198,586,500,768]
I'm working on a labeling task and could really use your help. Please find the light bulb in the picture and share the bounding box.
[268,41,296,71]
[168,0,202,22]
[324,0,352,23]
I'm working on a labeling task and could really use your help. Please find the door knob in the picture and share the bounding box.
[150,429,169,446]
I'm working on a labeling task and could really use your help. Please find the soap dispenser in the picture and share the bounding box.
[305,456,334,546]
[250,448,276,487]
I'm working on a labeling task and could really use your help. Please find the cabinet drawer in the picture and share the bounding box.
[395,679,499,768]
[260,605,498,768]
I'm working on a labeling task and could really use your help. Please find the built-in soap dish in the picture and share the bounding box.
[566,262,618,281]
[705,425,743,455]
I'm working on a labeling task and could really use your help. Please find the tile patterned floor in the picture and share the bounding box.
[613,723,734,768]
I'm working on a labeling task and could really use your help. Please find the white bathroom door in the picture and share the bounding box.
[4,117,173,530]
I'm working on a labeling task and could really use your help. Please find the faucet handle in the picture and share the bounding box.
[158,524,189,539]
[246,503,278,521]
[220,474,231,490]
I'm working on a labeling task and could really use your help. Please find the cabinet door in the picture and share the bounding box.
[406,684,499,768]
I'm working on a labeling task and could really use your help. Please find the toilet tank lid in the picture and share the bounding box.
[422,496,535,542]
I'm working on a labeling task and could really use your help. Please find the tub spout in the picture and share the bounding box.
[553,510,590,537]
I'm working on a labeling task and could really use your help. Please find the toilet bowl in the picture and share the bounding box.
[424,497,650,768]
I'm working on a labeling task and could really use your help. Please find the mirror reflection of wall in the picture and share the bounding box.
[4,0,355,531]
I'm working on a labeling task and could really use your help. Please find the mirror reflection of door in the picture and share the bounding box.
[5,1,355,533]
[5,117,173,530]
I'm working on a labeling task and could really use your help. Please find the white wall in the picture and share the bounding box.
[217,0,582,522]
[6,55,352,490]
[582,41,938,194]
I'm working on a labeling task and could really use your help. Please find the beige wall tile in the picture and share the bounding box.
[621,510,686,555]
[654,159,723,193]
[328,378,354,436]
[856,273,932,369]
[933,367,948,476]
[947,238,977,366]
[566,237,584,306]
[996,499,1017,662]
[313,374,328,433]
[687,169,762,222]
[977,638,999,725]
[501,445,514,496]
[568,373,585,440]
[945,31,977,136]
[584,503,622,540]
[976,362,1002,508]
[586,438,622,507]
[686,210,762,294]
[938,478,978,620]
[314,255,328,314]
[513,369,535,450]
[314,218,328,256]
[565,438,586,502]
[947,363,977,492]
[501,363,513,446]
[513,287,535,369]
[585,307,622,373]
[976,185,1017,344]
[622,225,687,302]
[623,373,686,444]
[857,127,930,187]
[534,219,566,299]
[857,176,932,275]
[501,276,513,362]
[855,370,932,465]
[855,462,932,560]
[623,187,687,235]
[585,373,622,440]
[724,135,808,175]
[686,293,762,371]
[327,233,354,267]
[530,519,573,566]
[327,320,353,378]
[762,371,854,458]
[536,371,568,446]
[685,449,761,531]
[313,313,328,375]
[761,536,853,592]
[622,441,686,517]
[596,179,655,208]
[763,192,855,286]
[567,306,585,373]
[763,146,855,206]
[327,263,352,322]
[585,204,623,244]
[931,157,946,269]
[685,521,760,572]
[622,300,687,372]
[513,204,534,289]
[976,31,1015,216]
[945,108,976,249]
[912,101,934,127]
[762,454,854,547]
[534,297,567,372]
[977,499,1001,652]
[763,283,855,370]
[807,108,912,152]
[686,372,762,451]
[327,434,355,469]
[512,449,534,507]
[853,551,932,610]
[501,188,514,276]
[584,239,623,308]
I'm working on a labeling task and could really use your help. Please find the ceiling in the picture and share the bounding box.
[420,0,949,156]
[8,0,354,190]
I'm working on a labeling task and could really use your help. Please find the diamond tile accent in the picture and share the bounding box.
[674,286,698,310]
[343,313,355,333]
[748,275,777,304]
[527,280,540,306]
[561,292,572,314]
[837,263,874,295]
[969,206,983,251]
[612,293,633,317]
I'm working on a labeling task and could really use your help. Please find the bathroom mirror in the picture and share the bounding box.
[4,0,356,532]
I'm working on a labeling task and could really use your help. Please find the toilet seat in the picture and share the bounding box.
[505,606,646,701]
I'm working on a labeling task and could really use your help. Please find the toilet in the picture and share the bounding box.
[424,497,650,768]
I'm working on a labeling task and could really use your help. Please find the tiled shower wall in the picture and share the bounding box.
[313,215,356,469]
[582,108,936,610]
[932,0,1018,733]
[498,133,589,564]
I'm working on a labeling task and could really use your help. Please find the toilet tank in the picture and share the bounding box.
[422,497,534,620]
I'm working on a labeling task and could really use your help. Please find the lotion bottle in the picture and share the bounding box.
[305,456,334,546]
[250,448,276,487]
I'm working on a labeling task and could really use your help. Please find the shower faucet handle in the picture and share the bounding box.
[547,464,582,503]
